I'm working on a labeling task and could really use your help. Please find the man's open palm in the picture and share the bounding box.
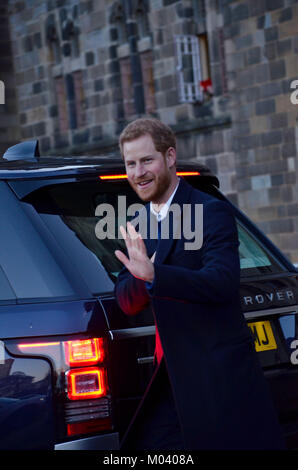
[115,222,155,282]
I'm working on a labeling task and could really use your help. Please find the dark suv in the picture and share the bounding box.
[0,140,298,450]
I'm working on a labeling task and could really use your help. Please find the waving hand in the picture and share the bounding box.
[115,222,155,283]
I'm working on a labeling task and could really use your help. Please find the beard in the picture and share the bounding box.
[130,169,172,203]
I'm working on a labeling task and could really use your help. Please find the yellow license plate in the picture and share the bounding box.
[248,320,277,352]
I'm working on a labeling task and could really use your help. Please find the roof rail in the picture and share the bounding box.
[2,140,40,162]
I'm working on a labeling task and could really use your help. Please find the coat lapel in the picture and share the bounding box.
[155,178,193,264]
[141,178,194,263]
[143,206,158,257]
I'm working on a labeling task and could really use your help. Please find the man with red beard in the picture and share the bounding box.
[114,118,284,450]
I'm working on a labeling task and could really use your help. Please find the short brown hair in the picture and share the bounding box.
[119,117,176,157]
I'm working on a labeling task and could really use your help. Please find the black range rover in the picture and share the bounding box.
[0,140,298,450]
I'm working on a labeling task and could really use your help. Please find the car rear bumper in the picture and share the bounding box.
[54,432,120,450]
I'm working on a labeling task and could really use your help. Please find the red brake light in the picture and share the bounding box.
[66,368,106,400]
[17,336,111,436]
[176,171,200,176]
[99,174,128,180]
[99,171,200,180]
[64,338,104,367]
[67,417,112,437]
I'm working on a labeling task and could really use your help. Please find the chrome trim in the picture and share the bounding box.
[109,325,155,340]
[54,432,119,450]
[244,304,298,320]
[0,340,4,365]
[108,307,298,338]
[137,355,154,364]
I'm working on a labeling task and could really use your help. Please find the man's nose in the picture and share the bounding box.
[135,162,146,178]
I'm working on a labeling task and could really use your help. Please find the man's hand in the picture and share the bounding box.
[115,222,155,282]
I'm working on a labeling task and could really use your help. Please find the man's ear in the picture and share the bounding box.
[166,147,177,168]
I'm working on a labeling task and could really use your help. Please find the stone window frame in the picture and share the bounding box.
[45,14,62,64]
[134,0,150,39]
[72,70,86,129]
[110,2,128,44]
[117,37,156,118]
[138,40,156,115]
[48,6,85,135]
[54,70,86,133]
[112,0,156,119]
[61,16,81,59]
[118,55,136,119]
[174,33,213,104]
[55,76,69,132]
[46,7,81,65]
[175,34,203,103]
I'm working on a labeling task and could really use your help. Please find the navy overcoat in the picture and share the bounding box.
[115,178,284,449]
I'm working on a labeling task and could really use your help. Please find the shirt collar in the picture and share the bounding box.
[150,179,180,221]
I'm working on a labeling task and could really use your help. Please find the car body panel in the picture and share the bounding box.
[0,300,108,339]
[0,348,54,449]
[240,274,298,313]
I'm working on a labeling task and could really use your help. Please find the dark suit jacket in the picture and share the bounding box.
[115,178,284,449]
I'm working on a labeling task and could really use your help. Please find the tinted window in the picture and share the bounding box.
[8,176,286,303]
[237,222,284,277]
[23,179,141,296]
[183,176,286,277]
[0,182,86,302]
[0,264,16,304]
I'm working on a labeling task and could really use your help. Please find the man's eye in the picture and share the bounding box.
[145,158,152,163]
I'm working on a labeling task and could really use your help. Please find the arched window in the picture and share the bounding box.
[110,1,127,44]
[134,0,150,39]
[45,14,61,64]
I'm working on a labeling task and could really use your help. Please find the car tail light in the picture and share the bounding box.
[63,338,112,437]
[16,336,112,438]
[64,338,104,367]
[67,416,112,437]
[99,174,128,180]
[66,368,107,400]
[177,171,200,176]
[99,171,200,180]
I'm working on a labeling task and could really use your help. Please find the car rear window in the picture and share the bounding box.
[0,181,87,303]
[21,179,140,297]
[4,176,286,302]
[0,263,16,304]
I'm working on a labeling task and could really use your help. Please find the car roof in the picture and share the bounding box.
[0,141,219,187]
[0,156,125,178]
[0,156,219,186]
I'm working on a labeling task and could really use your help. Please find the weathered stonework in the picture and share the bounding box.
[0,0,20,155]
[225,0,298,262]
[2,0,298,261]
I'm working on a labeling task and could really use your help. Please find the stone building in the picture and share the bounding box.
[1,0,298,261]
[0,1,20,156]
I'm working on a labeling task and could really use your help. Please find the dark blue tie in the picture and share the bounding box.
[157,219,161,241]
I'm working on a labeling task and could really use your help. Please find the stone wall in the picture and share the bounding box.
[5,0,298,261]
[221,0,298,261]
[0,0,20,156]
